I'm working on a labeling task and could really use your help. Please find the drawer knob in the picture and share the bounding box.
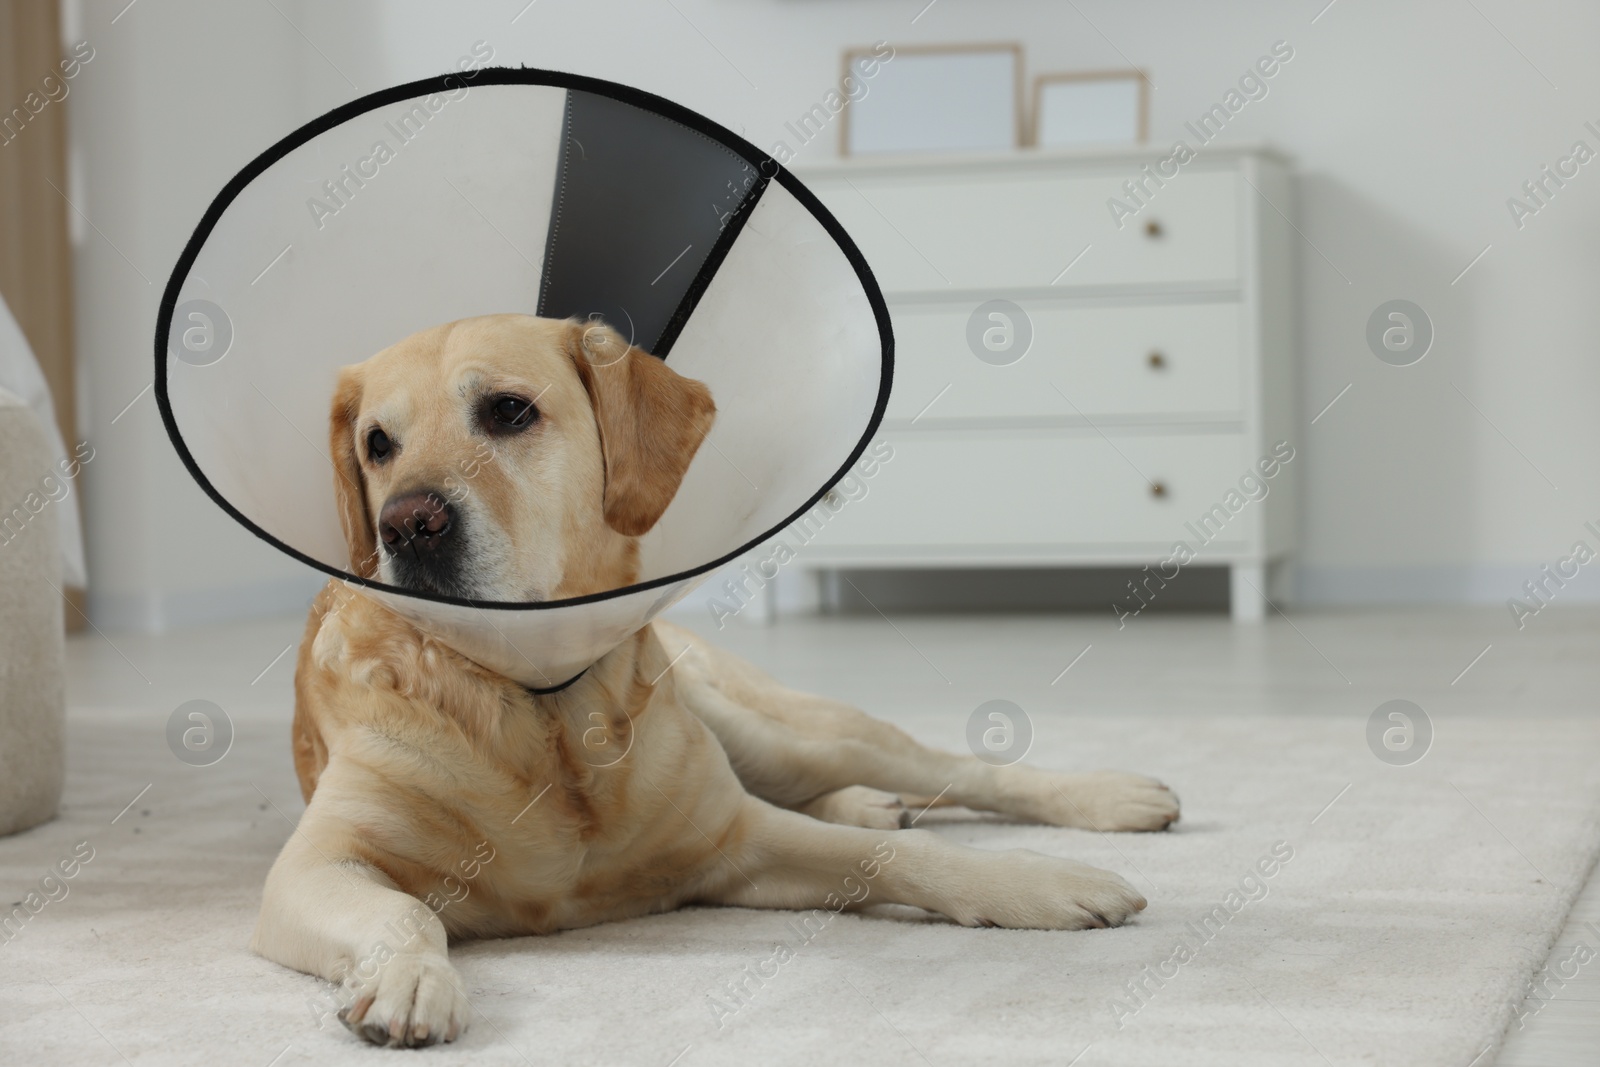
[1149,480,1168,499]
[1144,219,1164,239]
[1147,350,1166,370]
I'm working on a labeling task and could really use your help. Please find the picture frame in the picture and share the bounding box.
[839,42,1023,158]
[1031,70,1150,148]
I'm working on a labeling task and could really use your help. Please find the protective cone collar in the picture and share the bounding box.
[157,68,892,690]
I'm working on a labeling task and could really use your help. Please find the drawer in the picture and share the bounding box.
[806,168,1239,292]
[808,431,1257,553]
[887,301,1244,423]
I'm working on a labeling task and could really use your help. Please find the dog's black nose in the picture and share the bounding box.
[379,491,454,555]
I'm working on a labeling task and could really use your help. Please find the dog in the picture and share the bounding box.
[252,314,1179,1048]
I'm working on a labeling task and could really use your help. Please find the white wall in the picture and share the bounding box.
[68,0,1600,627]
[70,0,324,629]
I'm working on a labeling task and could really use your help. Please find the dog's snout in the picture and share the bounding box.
[377,490,472,597]
[379,491,454,554]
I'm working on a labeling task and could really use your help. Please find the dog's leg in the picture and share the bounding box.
[251,809,469,1048]
[661,623,1178,832]
[706,797,1145,929]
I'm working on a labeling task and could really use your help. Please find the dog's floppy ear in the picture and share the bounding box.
[328,367,378,577]
[566,321,716,537]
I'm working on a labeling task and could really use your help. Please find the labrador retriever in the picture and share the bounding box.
[252,314,1179,1047]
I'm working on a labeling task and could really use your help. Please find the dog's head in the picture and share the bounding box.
[328,314,715,601]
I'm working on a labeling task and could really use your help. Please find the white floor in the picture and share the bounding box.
[15,603,1600,1064]
[710,603,1600,1067]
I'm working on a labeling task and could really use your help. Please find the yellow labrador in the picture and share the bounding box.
[253,314,1179,1048]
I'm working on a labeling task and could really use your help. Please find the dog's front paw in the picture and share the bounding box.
[954,851,1147,930]
[1035,770,1180,832]
[339,953,470,1048]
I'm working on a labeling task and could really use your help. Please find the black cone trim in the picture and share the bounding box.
[155,66,894,613]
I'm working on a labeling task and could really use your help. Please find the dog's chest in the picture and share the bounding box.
[308,605,741,936]
[362,684,737,938]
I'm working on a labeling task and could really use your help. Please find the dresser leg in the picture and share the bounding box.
[1230,563,1267,622]
[746,578,778,626]
[812,568,839,615]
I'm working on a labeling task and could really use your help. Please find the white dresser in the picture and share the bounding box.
[794,145,1296,621]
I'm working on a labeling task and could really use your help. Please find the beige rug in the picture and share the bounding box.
[2,706,1597,1066]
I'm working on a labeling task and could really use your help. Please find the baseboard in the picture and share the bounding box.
[666,559,1600,621]
[1293,564,1600,606]
[664,559,1236,621]
[89,573,328,632]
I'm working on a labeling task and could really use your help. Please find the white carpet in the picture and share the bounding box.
[3,705,1598,1066]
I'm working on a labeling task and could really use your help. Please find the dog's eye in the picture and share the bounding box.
[367,427,392,462]
[485,394,538,434]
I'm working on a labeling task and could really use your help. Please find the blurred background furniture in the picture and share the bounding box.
[797,145,1295,620]
[0,0,82,628]
[0,391,65,836]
